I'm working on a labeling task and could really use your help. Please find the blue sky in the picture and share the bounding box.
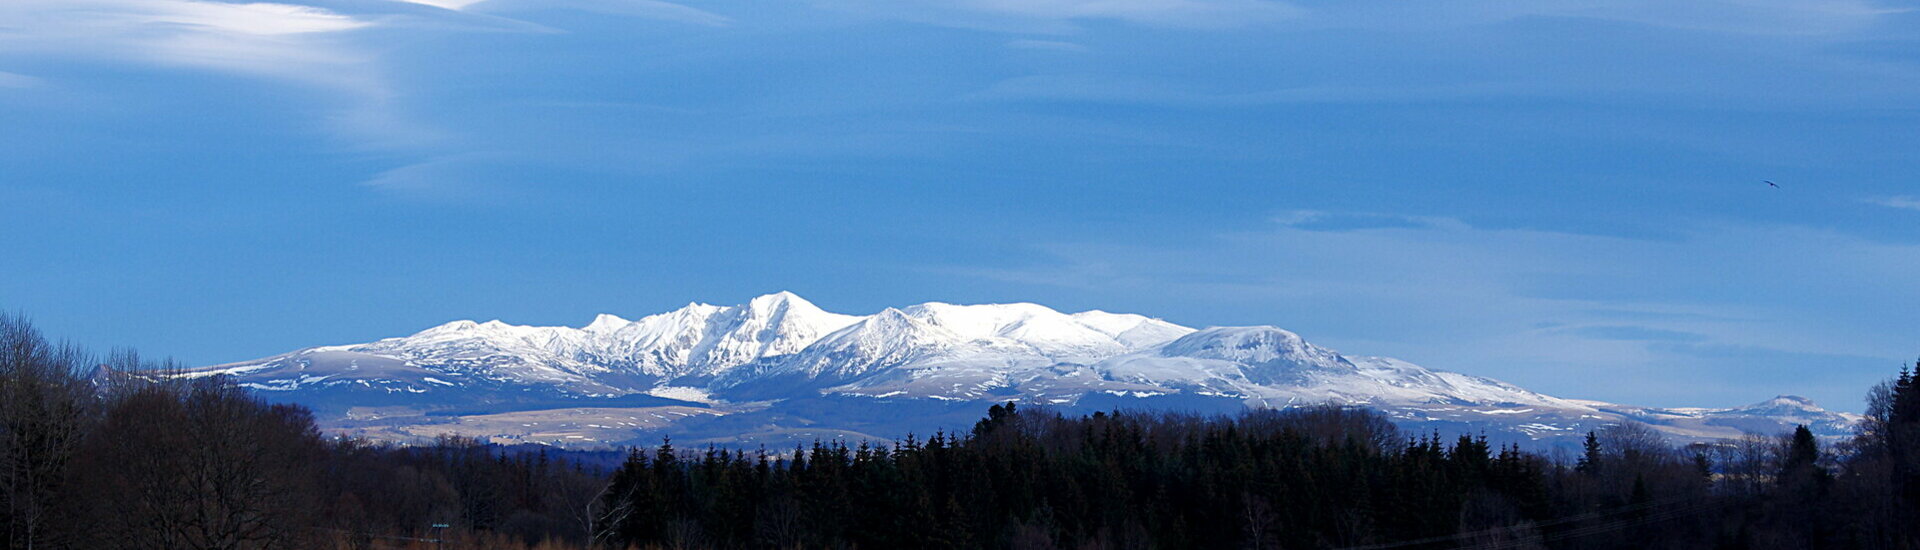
[3,0,1919,412]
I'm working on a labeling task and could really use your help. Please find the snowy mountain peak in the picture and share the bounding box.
[886,302,1195,360]
[584,314,630,333]
[1730,395,1831,416]
[1071,310,1164,335]
[836,307,955,343]
[900,302,1060,337]
[746,290,812,311]
[1160,326,1325,364]
[1768,395,1817,407]
[680,292,861,373]
[732,307,964,383]
[414,319,481,336]
[1072,311,1195,348]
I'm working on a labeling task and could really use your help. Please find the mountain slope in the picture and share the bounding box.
[193,292,1861,448]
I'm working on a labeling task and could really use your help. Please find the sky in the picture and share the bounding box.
[3,0,1919,412]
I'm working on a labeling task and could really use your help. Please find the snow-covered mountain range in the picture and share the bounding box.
[192,292,1861,449]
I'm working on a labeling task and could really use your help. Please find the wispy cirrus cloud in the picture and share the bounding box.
[390,0,490,9]
[967,74,1553,106]
[0,0,726,152]
[1521,0,1906,36]
[1867,196,1920,212]
[1290,0,1905,35]
[0,71,39,88]
[817,0,1901,35]
[390,0,731,26]
[0,0,429,147]
[357,152,585,203]
[814,0,1299,32]
[360,154,505,200]
[1558,325,1709,344]
[0,0,374,80]
[1006,39,1086,52]
[959,0,1299,26]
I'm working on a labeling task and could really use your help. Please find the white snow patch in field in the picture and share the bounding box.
[647,386,715,404]
[1479,408,1535,415]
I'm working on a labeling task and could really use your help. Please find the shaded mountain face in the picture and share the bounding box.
[193,293,1861,449]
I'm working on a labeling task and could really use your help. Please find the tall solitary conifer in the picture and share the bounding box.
[1577,431,1602,476]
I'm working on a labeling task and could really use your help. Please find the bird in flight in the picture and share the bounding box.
[1765,180,1780,188]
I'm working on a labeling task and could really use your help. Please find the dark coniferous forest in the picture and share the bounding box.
[4,313,1918,550]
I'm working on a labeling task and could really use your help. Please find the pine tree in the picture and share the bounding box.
[1576,431,1602,476]
[1780,425,1826,484]
[1886,364,1920,527]
[1895,364,1920,428]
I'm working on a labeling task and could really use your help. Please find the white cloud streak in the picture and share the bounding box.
[1868,196,1920,212]
[825,0,1902,35]
[137,2,369,35]
[0,0,423,146]
[393,0,490,10]
[358,153,540,203]
[1287,0,1906,35]
[959,0,1299,26]
[390,0,731,26]
[1533,0,1906,36]
[815,0,1299,31]
[0,0,375,75]
[0,71,40,88]
[968,75,1554,106]
[0,0,725,152]
[1006,39,1087,52]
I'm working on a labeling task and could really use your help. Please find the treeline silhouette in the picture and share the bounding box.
[3,313,1919,549]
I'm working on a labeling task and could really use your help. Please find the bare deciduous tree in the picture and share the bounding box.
[75,378,323,549]
[0,314,92,550]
